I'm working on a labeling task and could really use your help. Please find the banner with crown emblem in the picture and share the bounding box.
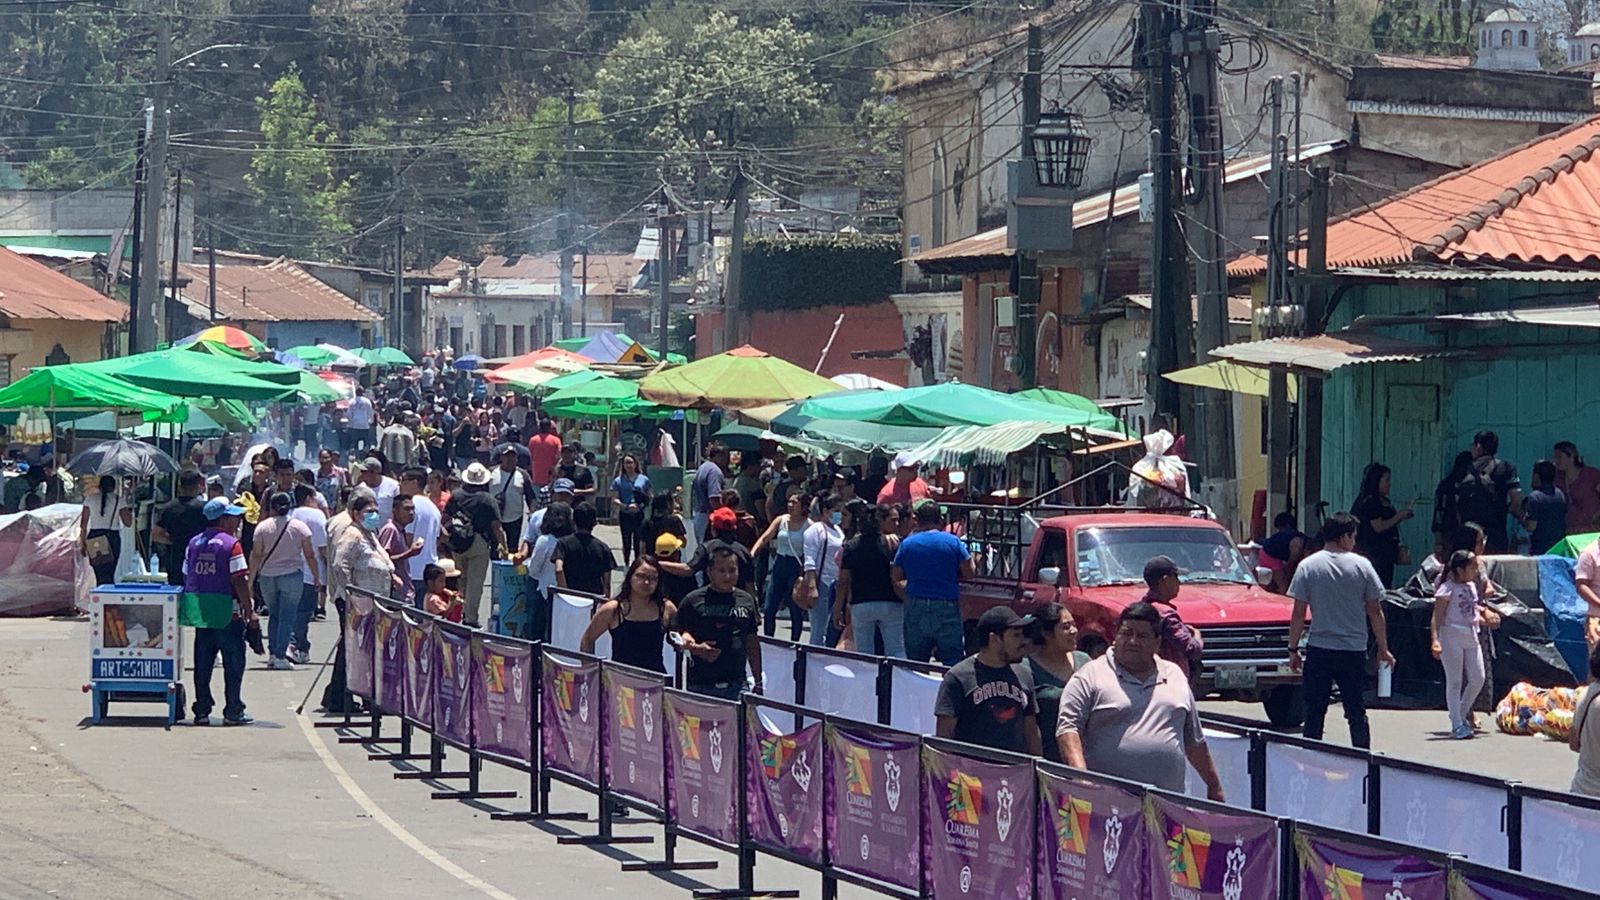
[1145,793,1279,900]
[664,691,740,844]
[744,707,823,863]
[824,723,921,891]
[402,612,434,729]
[1294,827,1447,900]
[539,651,598,779]
[1515,794,1600,892]
[432,626,473,747]
[1036,766,1149,899]
[602,666,666,807]
[471,637,534,765]
[345,589,376,700]
[374,602,406,714]
[920,744,1035,899]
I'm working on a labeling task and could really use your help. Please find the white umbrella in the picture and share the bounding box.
[830,373,902,392]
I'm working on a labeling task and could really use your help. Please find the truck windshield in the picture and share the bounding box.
[1074,526,1254,587]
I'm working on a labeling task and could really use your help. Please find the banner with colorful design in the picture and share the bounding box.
[824,724,921,891]
[1448,866,1572,900]
[432,627,473,747]
[1036,767,1149,900]
[539,652,599,780]
[375,602,406,714]
[602,666,666,807]
[471,637,534,764]
[920,744,1035,899]
[401,613,433,729]
[663,691,740,845]
[1295,828,1447,900]
[344,590,376,700]
[1144,793,1278,900]
[744,707,823,863]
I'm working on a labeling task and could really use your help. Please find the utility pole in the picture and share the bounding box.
[1298,165,1331,522]
[1264,76,1293,522]
[1142,0,1186,420]
[169,168,181,327]
[1015,24,1043,389]
[393,209,405,352]
[724,169,749,349]
[580,246,589,337]
[136,6,172,353]
[656,203,673,361]
[207,221,217,322]
[1181,0,1236,483]
[558,86,577,341]
[129,123,147,352]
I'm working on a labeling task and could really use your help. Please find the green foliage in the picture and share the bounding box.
[1370,0,1486,54]
[243,68,352,259]
[743,233,900,312]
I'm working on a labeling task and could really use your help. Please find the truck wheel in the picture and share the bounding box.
[1263,685,1305,728]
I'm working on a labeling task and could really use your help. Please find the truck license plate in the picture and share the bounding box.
[1215,666,1257,690]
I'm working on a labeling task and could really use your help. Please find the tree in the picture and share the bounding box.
[591,11,825,195]
[244,67,352,259]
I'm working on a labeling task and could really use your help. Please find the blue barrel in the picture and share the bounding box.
[490,560,529,638]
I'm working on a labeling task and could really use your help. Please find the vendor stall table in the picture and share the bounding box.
[85,583,185,728]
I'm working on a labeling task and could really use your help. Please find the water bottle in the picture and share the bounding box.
[1377,661,1394,699]
[147,553,161,576]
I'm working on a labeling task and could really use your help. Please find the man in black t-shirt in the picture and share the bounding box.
[1452,430,1523,553]
[554,501,617,596]
[152,470,209,586]
[675,548,762,700]
[684,507,755,592]
[555,443,597,500]
[934,607,1042,755]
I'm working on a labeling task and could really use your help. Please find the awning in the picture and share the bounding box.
[1164,361,1298,401]
[905,420,1134,468]
[1209,333,1466,375]
[1436,303,1600,328]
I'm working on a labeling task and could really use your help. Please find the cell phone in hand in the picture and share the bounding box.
[667,632,686,648]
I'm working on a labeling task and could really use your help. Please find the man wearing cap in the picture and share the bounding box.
[1057,602,1225,799]
[445,462,506,627]
[876,452,930,506]
[491,445,535,550]
[518,477,575,560]
[678,506,756,594]
[555,441,596,500]
[893,501,973,667]
[182,498,256,726]
[1141,555,1205,681]
[934,607,1042,755]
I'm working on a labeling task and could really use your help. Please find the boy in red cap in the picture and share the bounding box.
[676,505,756,594]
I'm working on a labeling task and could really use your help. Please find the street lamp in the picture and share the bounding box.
[1028,106,1091,189]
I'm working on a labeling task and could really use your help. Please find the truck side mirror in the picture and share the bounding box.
[1255,566,1272,587]
[1038,566,1061,586]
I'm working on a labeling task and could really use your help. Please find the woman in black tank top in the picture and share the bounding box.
[579,557,677,673]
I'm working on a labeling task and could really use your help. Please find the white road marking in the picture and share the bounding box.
[295,715,518,900]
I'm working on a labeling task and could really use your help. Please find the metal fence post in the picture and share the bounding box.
[1366,755,1382,835]
[1249,730,1267,812]
[1506,785,1523,871]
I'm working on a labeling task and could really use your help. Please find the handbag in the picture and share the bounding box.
[792,530,833,611]
[250,519,292,604]
[85,534,115,568]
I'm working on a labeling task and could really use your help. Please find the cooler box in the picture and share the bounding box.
[87,584,185,727]
[491,560,530,638]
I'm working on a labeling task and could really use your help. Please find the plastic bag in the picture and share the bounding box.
[1127,430,1189,508]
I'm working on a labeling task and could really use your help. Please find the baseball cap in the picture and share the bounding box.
[975,606,1034,641]
[551,477,575,495]
[655,532,685,556]
[203,498,245,520]
[709,506,739,531]
[892,450,919,470]
[1143,555,1181,586]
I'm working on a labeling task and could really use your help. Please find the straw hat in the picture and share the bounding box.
[461,462,492,486]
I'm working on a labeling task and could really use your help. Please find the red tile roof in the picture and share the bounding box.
[0,245,124,322]
[174,258,382,323]
[1230,115,1600,276]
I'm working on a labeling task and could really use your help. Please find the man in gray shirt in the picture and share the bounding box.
[1287,512,1396,749]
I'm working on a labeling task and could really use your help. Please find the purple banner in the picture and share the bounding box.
[540,652,599,781]
[432,627,473,747]
[824,724,921,891]
[602,666,666,807]
[472,637,534,764]
[1450,869,1564,900]
[920,744,1035,899]
[664,692,740,845]
[402,614,433,728]
[1294,829,1447,900]
[345,591,375,700]
[745,708,823,863]
[1146,794,1279,900]
[374,604,405,714]
[1036,767,1149,900]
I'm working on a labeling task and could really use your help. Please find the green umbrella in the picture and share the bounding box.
[84,351,309,402]
[1014,387,1130,434]
[0,363,182,413]
[542,374,665,419]
[794,381,1118,430]
[765,403,943,454]
[283,344,362,368]
[637,345,841,410]
[537,368,606,395]
[352,346,414,367]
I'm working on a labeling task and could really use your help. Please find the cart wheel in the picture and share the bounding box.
[96,691,109,722]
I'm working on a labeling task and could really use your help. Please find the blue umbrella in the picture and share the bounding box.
[455,355,485,371]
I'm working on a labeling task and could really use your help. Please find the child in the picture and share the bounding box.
[423,561,464,623]
[1432,549,1487,739]
[1258,511,1306,594]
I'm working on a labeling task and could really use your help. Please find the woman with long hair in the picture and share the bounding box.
[80,474,132,585]
[579,556,677,673]
[611,453,652,565]
[1555,441,1600,534]
[833,500,905,657]
[1023,602,1089,762]
[801,492,845,647]
[1352,462,1412,588]
[751,491,811,640]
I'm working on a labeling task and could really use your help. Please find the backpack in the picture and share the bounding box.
[1452,462,1501,529]
[445,508,477,553]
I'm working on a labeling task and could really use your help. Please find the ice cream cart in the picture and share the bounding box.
[85,583,185,728]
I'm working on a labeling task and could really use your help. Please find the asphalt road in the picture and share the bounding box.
[0,522,1579,897]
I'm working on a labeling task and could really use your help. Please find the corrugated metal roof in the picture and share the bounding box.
[910,142,1342,268]
[1437,303,1600,328]
[1230,116,1600,276]
[1332,266,1600,282]
[0,245,125,322]
[1209,332,1466,373]
[907,419,1130,466]
[175,258,382,324]
[475,252,641,293]
[1118,293,1254,323]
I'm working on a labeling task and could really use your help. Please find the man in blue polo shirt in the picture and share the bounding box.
[892,501,973,666]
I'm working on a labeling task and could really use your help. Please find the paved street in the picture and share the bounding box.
[0,522,1578,897]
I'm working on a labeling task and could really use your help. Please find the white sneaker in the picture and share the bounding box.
[287,648,309,665]
[267,657,295,671]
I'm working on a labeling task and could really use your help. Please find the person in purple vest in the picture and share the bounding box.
[183,498,256,726]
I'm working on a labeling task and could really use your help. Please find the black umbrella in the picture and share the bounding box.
[67,438,179,477]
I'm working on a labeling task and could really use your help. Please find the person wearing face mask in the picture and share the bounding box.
[800,492,845,647]
[328,495,401,607]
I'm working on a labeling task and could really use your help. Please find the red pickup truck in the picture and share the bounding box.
[955,508,1304,726]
